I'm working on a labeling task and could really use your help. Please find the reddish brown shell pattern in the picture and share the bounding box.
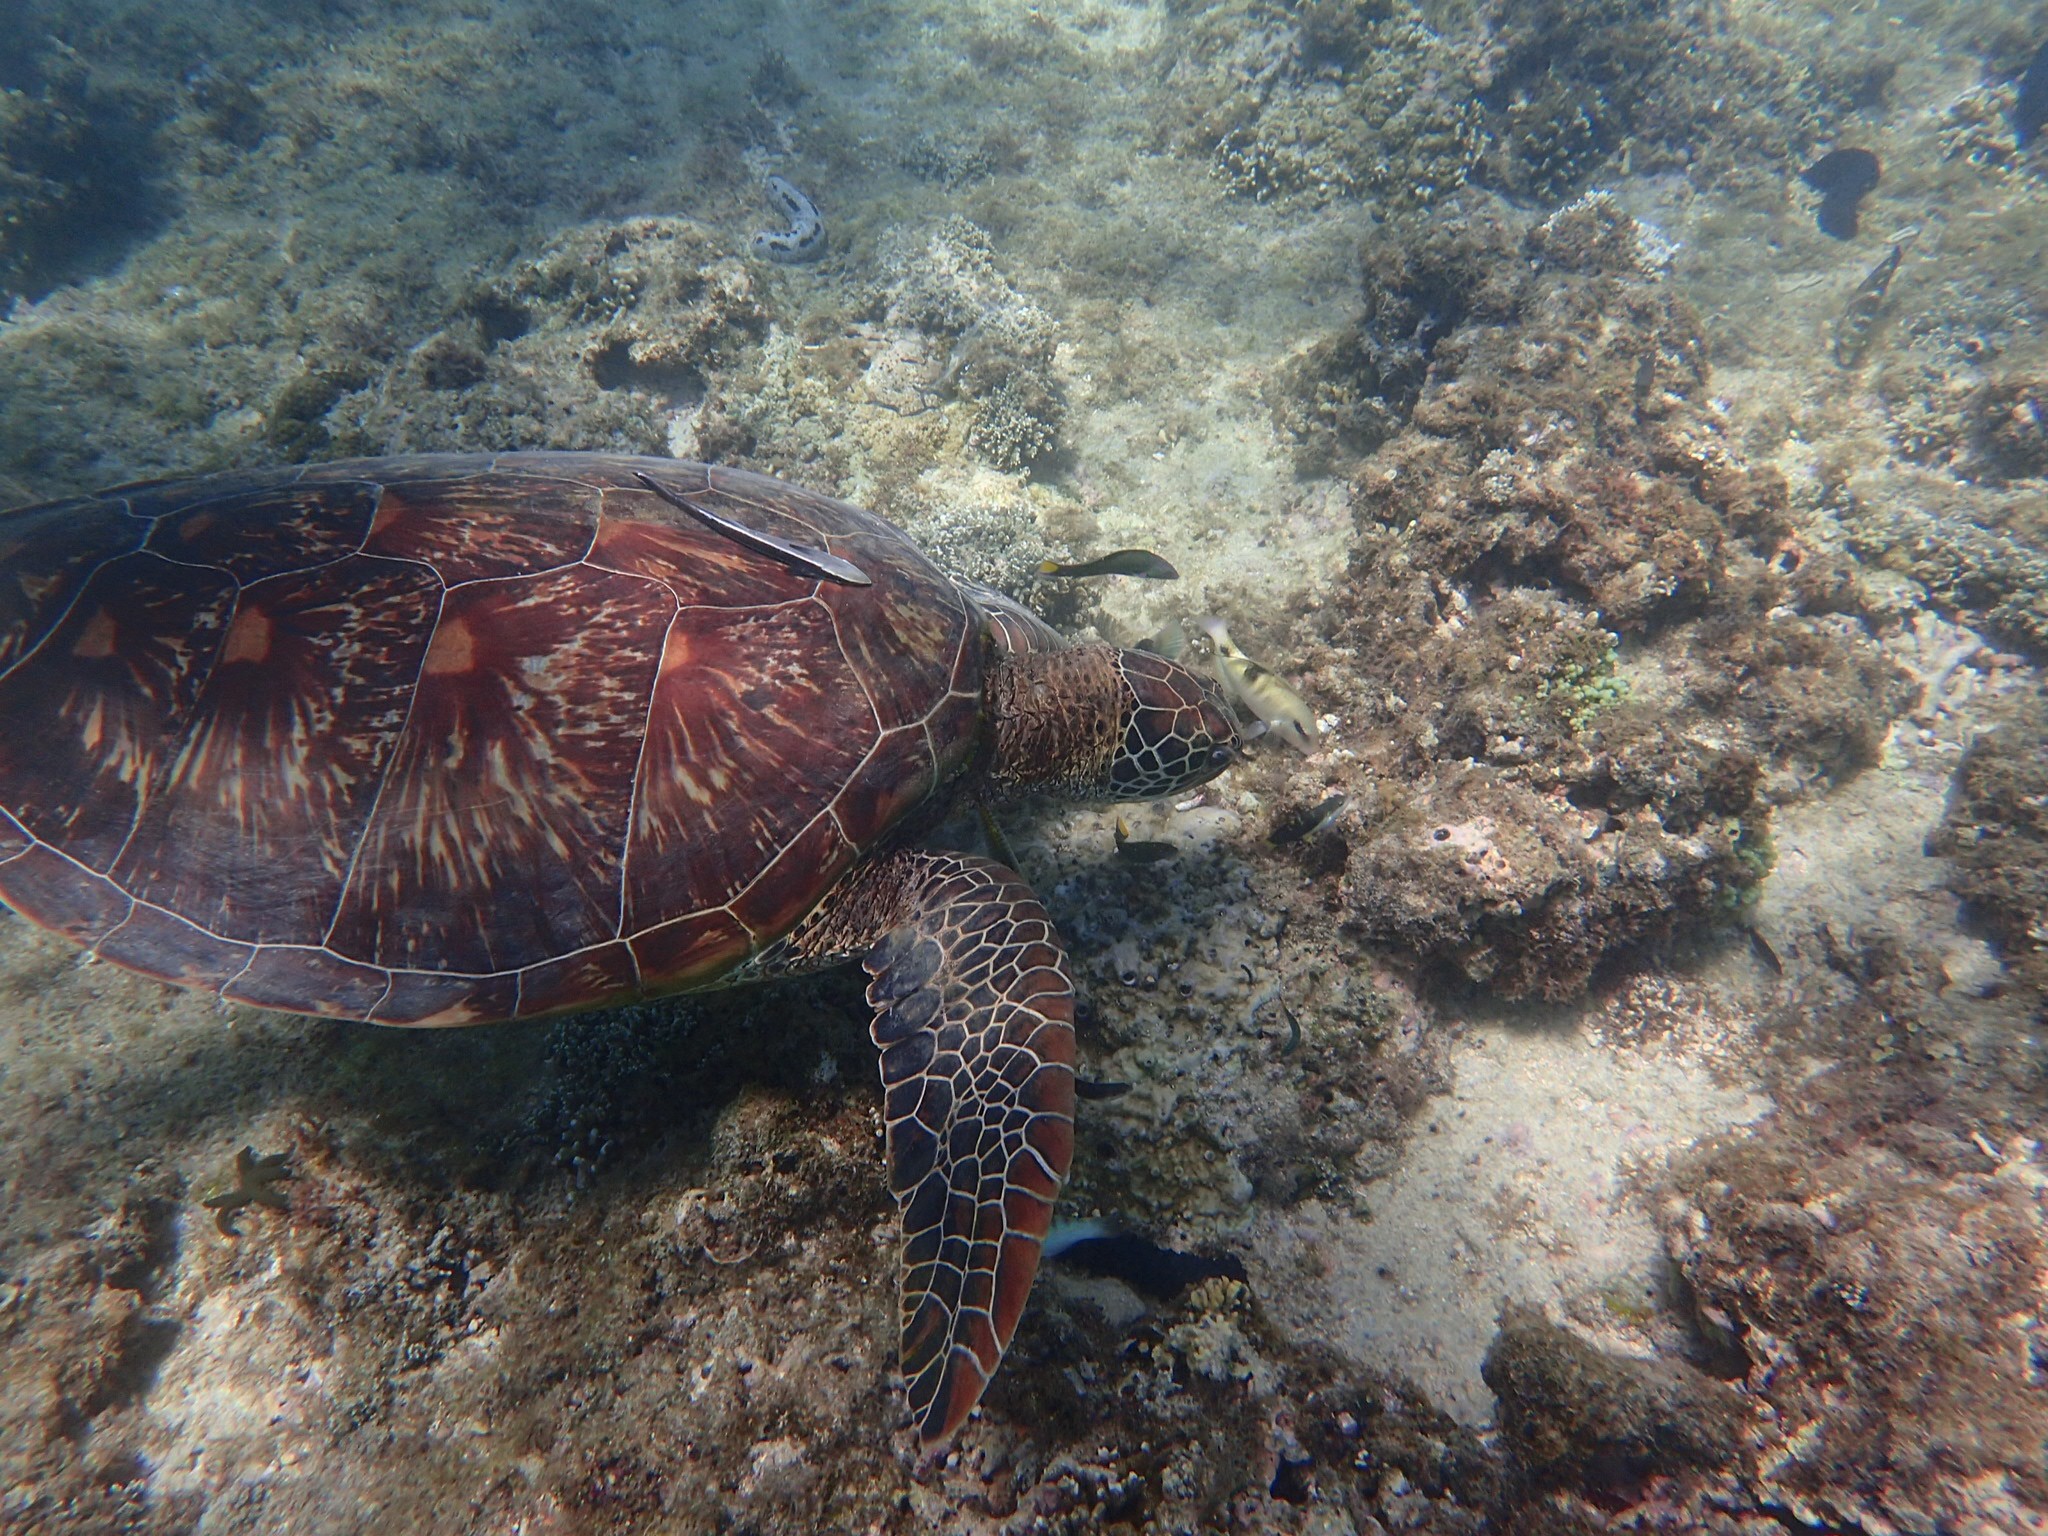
[0,454,985,1025]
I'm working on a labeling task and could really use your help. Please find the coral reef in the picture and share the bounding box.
[1481,1301,1743,1486]
[1298,193,1905,999]
[518,1001,700,1190]
[1662,1067,2048,1536]
[1928,690,2048,991]
[0,0,2042,1528]
[867,469,1068,599]
[989,800,1451,1221]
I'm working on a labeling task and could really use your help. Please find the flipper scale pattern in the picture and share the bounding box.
[858,851,1076,1443]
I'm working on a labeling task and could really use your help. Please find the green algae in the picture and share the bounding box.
[1536,648,1629,735]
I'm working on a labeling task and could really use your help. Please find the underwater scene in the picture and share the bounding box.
[2,0,2047,1530]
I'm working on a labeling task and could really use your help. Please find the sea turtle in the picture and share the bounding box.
[0,452,1239,1443]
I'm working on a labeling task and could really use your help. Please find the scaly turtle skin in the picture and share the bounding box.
[0,452,1239,1443]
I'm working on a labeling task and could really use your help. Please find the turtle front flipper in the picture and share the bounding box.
[780,849,1076,1443]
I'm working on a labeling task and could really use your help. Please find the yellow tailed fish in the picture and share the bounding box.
[1194,616,1318,753]
[1038,548,1179,580]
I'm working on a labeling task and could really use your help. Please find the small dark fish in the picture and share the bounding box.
[2015,38,2048,149]
[1114,816,1178,864]
[1122,819,1187,868]
[1074,1077,1134,1101]
[1269,793,1350,847]
[1801,148,1879,241]
[1801,147,1880,199]
[1047,1225,1247,1300]
[1277,1002,1303,1057]
[1814,196,1863,241]
[633,472,872,586]
[1834,240,1907,368]
[1038,548,1180,581]
[1747,925,1783,976]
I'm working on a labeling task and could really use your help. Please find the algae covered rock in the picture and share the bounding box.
[1314,194,1875,1000]
[0,61,165,303]
[1973,376,2048,481]
[1928,690,2048,990]
[1341,774,1758,1000]
[1273,197,1526,472]
[1662,1074,2048,1536]
[1346,194,1747,633]
[1482,1301,1744,1485]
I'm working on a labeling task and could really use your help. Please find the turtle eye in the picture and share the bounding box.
[1208,744,1235,768]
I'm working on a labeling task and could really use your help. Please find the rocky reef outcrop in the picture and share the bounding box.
[1269,194,1913,1000]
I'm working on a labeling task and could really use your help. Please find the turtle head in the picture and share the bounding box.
[987,643,1239,802]
[1104,647,1240,800]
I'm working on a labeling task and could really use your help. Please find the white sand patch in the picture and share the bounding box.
[1253,1008,1767,1422]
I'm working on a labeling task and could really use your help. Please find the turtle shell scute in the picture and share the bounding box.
[0,453,988,1022]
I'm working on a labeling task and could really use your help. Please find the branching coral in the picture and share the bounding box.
[874,217,1066,473]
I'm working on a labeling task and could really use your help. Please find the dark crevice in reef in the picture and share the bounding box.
[1,57,174,303]
[588,337,707,403]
